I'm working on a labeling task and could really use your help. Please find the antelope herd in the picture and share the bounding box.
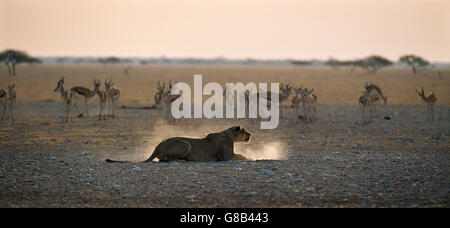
[0,78,440,124]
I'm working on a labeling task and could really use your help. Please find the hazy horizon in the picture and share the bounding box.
[1,0,449,62]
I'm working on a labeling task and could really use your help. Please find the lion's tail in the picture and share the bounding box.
[105,159,130,163]
[142,147,159,163]
[105,146,160,163]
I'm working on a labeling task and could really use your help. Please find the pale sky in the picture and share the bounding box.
[1,0,449,61]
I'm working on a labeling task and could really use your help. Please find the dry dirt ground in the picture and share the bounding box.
[0,65,449,207]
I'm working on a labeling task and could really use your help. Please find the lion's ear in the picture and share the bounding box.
[239,125,243,131]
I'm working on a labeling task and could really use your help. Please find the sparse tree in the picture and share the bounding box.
[0,49,41,76]
[356,55,392,75]
[399,55,430,74]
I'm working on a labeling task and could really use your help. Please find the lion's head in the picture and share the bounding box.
[228,125,251,143]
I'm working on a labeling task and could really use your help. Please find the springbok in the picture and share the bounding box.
[54,78,101,122]
[0,87,7,120]
[95,79,107,120]
[416,87,437,121]
[162,81,182,122]
[300,87,317,122]
[154,81,165,105]
[358,82,387,124]
[6,85,16,122]
[70,79,101,117]
[243,83,293,119]
[291,87,303,120]
[54,78,74,122]
[105,79,120,118]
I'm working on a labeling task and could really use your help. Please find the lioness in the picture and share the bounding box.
[105,125,251,163]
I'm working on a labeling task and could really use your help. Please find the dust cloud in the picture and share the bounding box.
[235,141,287,161]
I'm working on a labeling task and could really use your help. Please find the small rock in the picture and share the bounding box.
[132,167,142,172]
[81,152,88,156]
[122,193,132,199]
[262,169,275,176]
[49,156,56,161]
[292,178,304,182]
[185,195,197,199]
[31,185,39,190]
[323,156,332,161]
[347,184,359,188]
[112,185,123,190]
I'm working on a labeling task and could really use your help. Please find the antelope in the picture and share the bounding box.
[243,83,292,104]
[279,83,293,103]
[163,81,182,103]
[154,81,165,105]
[6,84,16,122]
[105,79,120,118]
[54,78,74,122]
[358,83,387,124]
[416,87,437,121]
[162,81,182,122]
[95,79,107,120]
[0,88,7,120]
[291,87,303,108]
[300,87,317,122]
[244,83,293,119]
[291,87,303,120]
[70,79,100,117]
[123,66,132,75]
[366,83,388,106]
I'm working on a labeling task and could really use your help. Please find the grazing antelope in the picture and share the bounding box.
[54,78,74,122]
[0,88,7,120]
[105,79,120,118]
[416,87,437,121]
[358,83,387,124]
[154,81,165,105]
[367,83,388,106]
[6,85,16,122]
[95,79,107,120]
[300,87,317,122]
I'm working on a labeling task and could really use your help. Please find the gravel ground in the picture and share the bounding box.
[0,102,449,207]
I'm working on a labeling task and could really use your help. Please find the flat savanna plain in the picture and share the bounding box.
[0,64,449,207]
